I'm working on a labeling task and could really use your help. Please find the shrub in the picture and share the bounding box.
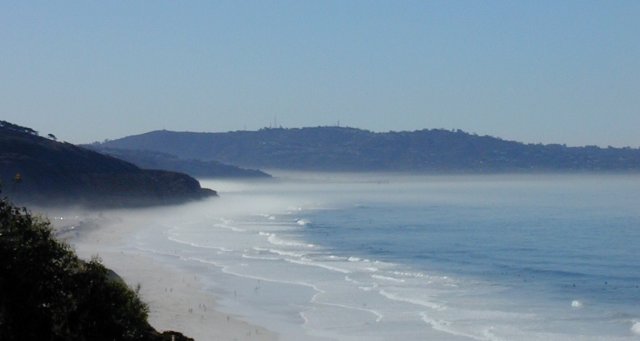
[0,196,189,341]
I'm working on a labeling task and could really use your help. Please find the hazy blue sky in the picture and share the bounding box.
[1,1,639,146]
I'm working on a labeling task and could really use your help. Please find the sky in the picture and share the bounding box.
[1,1,639,147]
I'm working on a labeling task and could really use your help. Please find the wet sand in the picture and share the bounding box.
[53,210,278,341]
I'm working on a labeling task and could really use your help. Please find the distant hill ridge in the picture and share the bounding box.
[100,126,640,172]
[0,121,215,206]
[85,146,271,179]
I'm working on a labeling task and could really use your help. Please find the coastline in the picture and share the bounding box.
[51,209,278,341]
[30,173,640,340]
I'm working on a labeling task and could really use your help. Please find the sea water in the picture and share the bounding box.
[127,173,640,340]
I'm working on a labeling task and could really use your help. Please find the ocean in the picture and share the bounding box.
[127,173,640,340]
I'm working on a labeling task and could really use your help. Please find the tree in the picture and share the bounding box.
[0,195,193,341]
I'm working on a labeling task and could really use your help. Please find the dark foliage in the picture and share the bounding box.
[0,120,38,136]
[100,127,640,173]
[0,121,216,206]
[0,196,193,341]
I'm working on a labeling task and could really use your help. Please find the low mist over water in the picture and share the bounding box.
[58,173,640,340]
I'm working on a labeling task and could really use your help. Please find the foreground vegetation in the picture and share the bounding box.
[0,195,192,341]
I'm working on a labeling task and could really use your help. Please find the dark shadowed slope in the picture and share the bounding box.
[0,121,215,206]
[85,146,271,179]
[100,127,640,173]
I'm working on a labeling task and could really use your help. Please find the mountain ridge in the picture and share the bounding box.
[99,126,640,173]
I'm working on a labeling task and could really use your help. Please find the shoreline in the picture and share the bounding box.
[51,209,278,341]
[34,174,640,340]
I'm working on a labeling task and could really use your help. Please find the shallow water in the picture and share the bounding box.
[127,173,640,340]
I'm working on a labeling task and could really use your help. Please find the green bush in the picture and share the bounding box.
[0,196,191,341]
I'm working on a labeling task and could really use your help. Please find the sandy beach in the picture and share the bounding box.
[51,209,278,341]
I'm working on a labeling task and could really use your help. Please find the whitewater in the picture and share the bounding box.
[78,173,640,340]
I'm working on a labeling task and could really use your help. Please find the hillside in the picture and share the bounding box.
[85,146,271,179]
[0,121,215,206]
[0,195,193,340]
[100,127,640,173]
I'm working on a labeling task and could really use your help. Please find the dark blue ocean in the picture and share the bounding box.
[298,176,640,310]
[128,174,640,340]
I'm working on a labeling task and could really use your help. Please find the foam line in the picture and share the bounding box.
[631,321,640,335]
[284,258,352,274]
[378,289,445,311]
[241,254,280,261]
[166,235,232,252]
[213,223,246,232]
[420,312,495,341]
[315,301,384,323]
[220,266,324,295]
[263,233,315,248]
[253,247,306,258]
[372,274,406,283]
